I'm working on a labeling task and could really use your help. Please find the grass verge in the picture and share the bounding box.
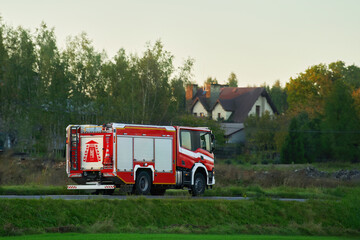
[0,190,359,237]
[0,233,357,240]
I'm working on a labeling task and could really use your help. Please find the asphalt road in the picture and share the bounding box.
[0,195,307,202]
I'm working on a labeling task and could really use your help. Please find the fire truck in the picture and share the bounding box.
[66,123,215,196]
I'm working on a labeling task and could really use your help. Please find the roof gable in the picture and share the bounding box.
[191,97,209,112]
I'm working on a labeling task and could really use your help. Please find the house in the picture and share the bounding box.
[186,84,278,143]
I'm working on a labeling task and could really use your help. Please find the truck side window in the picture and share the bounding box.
[191,131,200,151]
[180,130,192,150]
[181,130,211,153]
[200,132,211,152]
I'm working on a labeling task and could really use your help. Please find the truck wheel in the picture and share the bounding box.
[135,171,151,195]
[150,186,166,196]
[191,172,206,196]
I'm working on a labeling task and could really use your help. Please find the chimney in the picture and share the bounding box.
[186,84,193,100]
[205,83,211,98]
[186,84,198,100]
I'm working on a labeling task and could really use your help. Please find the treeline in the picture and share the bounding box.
[246,62,360,163]
[0,21,196,155]
[1,20,359,163]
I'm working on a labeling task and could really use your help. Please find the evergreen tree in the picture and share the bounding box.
[322,80,360,162]
[281,117,305,164]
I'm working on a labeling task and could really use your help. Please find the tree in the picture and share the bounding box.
[226,72,238,87]
[169,58,195,116]
[62,32,104,124]
[322,80,360,162]
[2,26,38,152]
[281,116,305,164]
[285,61,360,117]
[0,20,10,147]
[136,41,174,124]
[245,112,280,162]
[35,22,70,154]
[286,63,333,116]
[204,77,218,85]
[266,80,288,114]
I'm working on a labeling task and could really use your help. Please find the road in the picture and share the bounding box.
[0,195,307,202]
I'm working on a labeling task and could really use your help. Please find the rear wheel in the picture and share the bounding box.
[191,172,206,196]
[135,171,151,195]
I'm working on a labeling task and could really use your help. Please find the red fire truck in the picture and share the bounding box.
[66,123,215,196]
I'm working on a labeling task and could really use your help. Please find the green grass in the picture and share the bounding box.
[0,233,357,240]
[216,162,360,172]
[0,191,359,237]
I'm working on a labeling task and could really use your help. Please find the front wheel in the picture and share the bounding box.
[191,173,206,196]
[135,171,151,195]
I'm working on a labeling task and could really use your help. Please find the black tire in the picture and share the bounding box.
[135,171,152,195]
[191,172,206,196]
[150,186,166,196]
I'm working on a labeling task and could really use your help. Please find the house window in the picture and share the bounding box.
[194,113,197,116]
[256,105,260,117]
[218,113,221,119]
[200,113,204,117]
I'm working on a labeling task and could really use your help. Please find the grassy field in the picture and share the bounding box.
[0,192,359,237]
[0,233,357,240]
[0,156,359,237]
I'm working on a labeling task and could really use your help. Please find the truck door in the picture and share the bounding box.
[80,135,104,170]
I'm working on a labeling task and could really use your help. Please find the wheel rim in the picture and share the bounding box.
[195,177,203,193]
[139,176,148,191]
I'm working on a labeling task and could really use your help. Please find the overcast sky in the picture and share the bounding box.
[1,0,359,87]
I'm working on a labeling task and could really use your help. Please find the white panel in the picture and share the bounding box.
[155,138,173,172]
[80,135,103,170]
[117,137,133,171]
[134,138,154,162]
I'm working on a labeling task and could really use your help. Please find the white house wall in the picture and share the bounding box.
[193,101,209,117]
[212,103,232,121]
[248,96,274,117]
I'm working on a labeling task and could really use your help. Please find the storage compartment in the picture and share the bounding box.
[116,136,133,171]
[155,138,173,172]
[134,137,154,162]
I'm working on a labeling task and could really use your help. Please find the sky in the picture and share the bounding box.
[0,0,359,87]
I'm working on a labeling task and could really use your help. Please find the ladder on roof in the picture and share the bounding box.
[70,126,80,171]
